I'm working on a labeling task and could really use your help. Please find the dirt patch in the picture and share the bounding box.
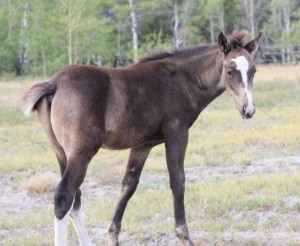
[186,155,300,182]
[89,227,300,246]
[140,156,300,186]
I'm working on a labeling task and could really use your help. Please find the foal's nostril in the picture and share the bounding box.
[242,106,246,114]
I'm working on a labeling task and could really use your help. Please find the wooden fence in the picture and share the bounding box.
[255,44,300,64]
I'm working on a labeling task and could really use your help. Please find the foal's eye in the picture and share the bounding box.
[227,71,232,76]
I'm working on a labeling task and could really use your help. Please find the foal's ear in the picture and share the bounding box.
[218,32,230,54]
[244,32,262,54]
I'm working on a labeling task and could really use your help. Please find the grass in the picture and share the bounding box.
[0,65,300,245]
[1,173,299,245]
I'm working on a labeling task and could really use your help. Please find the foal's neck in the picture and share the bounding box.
[177,46,226,110]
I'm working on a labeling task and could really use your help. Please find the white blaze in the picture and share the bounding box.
[231,56,253,106]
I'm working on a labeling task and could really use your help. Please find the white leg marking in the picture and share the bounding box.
[71,207,94,246]
[55,200,74,246]
[55,210,72,246]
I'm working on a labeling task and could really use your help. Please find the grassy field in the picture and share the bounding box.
[0,65,300,245]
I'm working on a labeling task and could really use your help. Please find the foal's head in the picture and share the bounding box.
[218,31,262,119]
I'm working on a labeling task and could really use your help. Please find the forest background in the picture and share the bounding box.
[0,0,300,77]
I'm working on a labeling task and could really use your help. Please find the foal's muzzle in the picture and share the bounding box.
[242,103,256,119]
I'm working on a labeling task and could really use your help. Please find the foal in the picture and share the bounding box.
[24,30,261,245]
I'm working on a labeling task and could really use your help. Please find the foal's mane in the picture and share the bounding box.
[137,45,214,63]
[137,30,249,63]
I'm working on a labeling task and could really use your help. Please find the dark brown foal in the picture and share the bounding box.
[24,30,261,246]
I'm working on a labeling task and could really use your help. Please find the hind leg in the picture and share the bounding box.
[70,189,94,246]
[55,147,97,246]
[108,144,152,246]
[36,97,88,245]
[55,152,91,246]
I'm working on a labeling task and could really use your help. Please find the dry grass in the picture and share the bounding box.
[0,80,41,107]
[256,64,300,83]
[20,171,60,194]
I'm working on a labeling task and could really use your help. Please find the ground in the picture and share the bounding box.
[1,156,300,245]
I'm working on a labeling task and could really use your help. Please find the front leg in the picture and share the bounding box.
[108,144,153,246]
[163,122,194,246]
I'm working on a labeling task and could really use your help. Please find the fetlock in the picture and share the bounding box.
[175,224,194,246]
[54,186,74,219]
[108,222,121,246]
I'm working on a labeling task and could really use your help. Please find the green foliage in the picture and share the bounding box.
[291,10,300,44]
[0,0,299,76]
[223,0,239,33]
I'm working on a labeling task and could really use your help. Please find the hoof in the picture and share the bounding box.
[175,225,194,246]
[108,223,120,246]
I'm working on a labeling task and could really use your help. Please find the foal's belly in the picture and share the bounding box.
[102,99,163,149]
[101,126,163,150]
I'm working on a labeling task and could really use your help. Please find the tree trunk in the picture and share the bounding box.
[282,5,291,62]
[128,0,138,62]
[219,9,224,32]
[117,26,121,58]
[243,0,254,39]
[17,3,29,75]
[173,0,180,47]
[6,0,12,65]
[7,0,12,40]
[74,28,79,64]
[249,0,254,39]
[68,0,72,65]
[209,17,214,44]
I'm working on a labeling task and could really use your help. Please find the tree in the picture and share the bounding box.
[128,0,138,61]
[262,0,299,62]
[204,0,225,43]
[0,0,300,76]
[242,0,268,39]
[0,0,27,75]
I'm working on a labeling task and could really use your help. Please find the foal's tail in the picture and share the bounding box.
[23,81,66,164]
[23,81,56,117]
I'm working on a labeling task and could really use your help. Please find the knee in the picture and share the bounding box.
[170,175,185,195]
[122,176,138,188]
[122,168,140,188]
[54,185,74,219]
